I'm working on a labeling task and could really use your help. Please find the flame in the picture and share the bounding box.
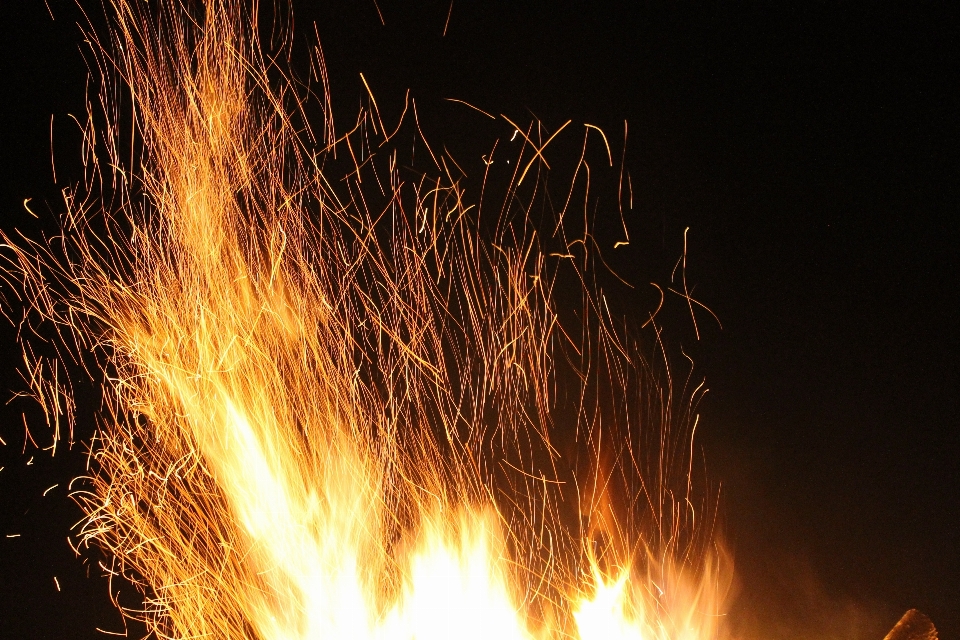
[2,1,733,638]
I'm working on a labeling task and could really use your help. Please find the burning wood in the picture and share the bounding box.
[883,610,938,640]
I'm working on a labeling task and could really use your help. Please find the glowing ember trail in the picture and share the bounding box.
[2,1,732,638]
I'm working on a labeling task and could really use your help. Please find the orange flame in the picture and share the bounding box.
[2,1,733,638]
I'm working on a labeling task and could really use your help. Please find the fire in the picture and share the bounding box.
[2,1,731,638]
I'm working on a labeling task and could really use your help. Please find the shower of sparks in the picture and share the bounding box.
[1,1,732,639]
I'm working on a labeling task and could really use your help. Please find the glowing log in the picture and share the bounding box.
[883,610,938,640]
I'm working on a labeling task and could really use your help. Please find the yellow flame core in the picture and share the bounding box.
[3,1,733,638]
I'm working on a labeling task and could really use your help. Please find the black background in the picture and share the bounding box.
[1,1,957,638]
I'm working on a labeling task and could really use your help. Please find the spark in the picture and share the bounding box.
[443,1,454,37]
[444,98,496,120]
[22,198,38,218]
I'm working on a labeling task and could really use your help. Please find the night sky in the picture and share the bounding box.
[1,2,957,639]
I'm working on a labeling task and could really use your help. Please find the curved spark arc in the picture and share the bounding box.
[1,1,732,638]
